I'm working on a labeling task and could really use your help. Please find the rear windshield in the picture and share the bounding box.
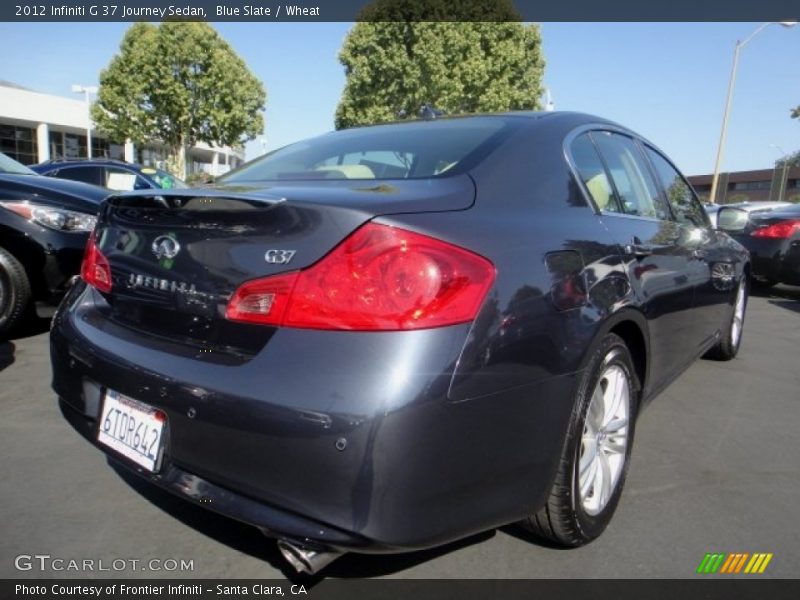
[221,117,513,183]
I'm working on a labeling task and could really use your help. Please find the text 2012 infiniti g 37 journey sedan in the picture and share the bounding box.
[51,113,749,574]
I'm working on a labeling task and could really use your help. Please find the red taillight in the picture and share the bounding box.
[80,231,112,293]
[751,220,800,239]
[226,223,495,331]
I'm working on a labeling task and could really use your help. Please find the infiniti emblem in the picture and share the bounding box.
[152,235,181,260]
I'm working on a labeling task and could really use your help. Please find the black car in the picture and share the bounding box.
[31,158,188,192]
[717,203,800,287]
[50,113,750,575]
[0,153,107,336]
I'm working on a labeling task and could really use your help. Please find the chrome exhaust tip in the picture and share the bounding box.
[277,540,342,575]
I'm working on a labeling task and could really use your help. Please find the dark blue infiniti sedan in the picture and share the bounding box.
[50,112,750,575]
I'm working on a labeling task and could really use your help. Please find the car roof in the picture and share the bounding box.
[34,158,148,171]
[724,201,793,213]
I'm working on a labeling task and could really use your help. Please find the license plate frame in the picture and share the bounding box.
[96,390,166,473]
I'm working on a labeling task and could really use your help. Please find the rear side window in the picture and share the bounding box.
[590,132,667,220]
[55,166,102,186]
[221,118,513,182]
[570,133,622,213]
[105,167,149,191]
[645,147,709,228]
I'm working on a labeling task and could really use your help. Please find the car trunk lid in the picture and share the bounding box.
[91,177,475,355]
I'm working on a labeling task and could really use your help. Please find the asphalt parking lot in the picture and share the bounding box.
[1,285,798,580]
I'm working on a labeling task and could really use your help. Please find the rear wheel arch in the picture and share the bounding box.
[520,331,640,546]
[608,319,647,396]
[580,309,649,396]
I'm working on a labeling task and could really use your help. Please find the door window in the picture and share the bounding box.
[645,147,709,228]
[54,166,102,186]
[570,133,622,213]
[590,132,668,220]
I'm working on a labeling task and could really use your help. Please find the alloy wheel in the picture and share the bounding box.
[579,364,630,516]
[730,282,746,349]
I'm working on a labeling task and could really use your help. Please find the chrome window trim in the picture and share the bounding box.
[563,124,666,224]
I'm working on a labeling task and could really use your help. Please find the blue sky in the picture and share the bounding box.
[1,22,797,175]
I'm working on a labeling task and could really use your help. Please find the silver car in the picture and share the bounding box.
[706,201,792,228]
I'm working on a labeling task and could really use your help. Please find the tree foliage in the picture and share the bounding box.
[92,22,265,177]
[791,105,800,119]
[335,0,545,129]
[775,149,800,168]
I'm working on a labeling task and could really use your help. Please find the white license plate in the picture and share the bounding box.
[97,390,166,472]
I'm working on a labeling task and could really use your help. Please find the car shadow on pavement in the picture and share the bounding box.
[499,524,576,550]
[0,341,14,372]
[2,315,51,343]
[751,284,800,314]
[109,461,493,582]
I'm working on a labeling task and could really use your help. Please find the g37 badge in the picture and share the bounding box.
[265,249,297,265]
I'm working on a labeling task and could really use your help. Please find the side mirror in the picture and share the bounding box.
[716,207,748,232]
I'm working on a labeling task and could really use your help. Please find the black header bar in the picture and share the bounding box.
[2,0,800,22]
[4,579,800,600]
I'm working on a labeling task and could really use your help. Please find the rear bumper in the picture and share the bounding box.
[58,397,373,551]
[747,239,800,285]
[51,283,578,552]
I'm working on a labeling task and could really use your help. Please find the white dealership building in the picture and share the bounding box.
[0,80,245,176]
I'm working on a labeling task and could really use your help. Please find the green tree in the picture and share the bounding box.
[791,106,800,119]
[92,22,266,179]
[335,0,545,129]
[775,149,800,168]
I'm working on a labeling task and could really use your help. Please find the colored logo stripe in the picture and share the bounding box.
[744,553,773,574]
[697,553,773,574]
[697,553,726,573]
[719,553,748,573]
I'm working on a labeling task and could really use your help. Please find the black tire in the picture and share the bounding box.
[520,333,639,547]
[0,247,32,338]
[704,276,747,361]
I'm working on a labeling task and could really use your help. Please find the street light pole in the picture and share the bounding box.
[769,144,788,202]
[708,22,796,205]
[71,84,98,159]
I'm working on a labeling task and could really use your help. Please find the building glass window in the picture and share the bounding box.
[731,181,771,191]
[137,147,168,169]
[0,124,37,165]
[92,137,109,158]
[108,143,125,160]
[64,133,87,158]
[49,131,64,159]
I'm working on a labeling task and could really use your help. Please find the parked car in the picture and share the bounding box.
[706,201,790,229]
[0,153,107,336]
[717,202,800,287]
[31,158,187,192]
[50,113,750,575]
